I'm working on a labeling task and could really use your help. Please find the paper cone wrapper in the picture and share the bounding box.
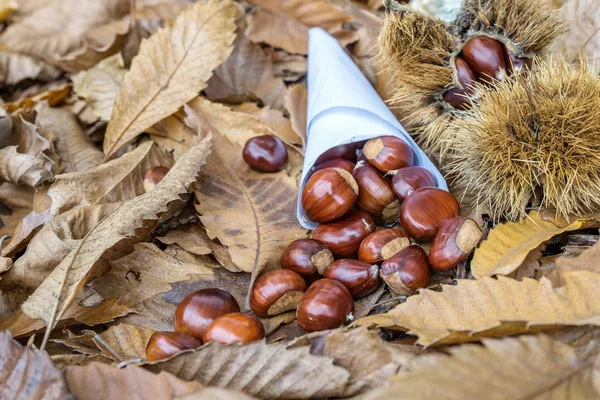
[297,28,448,229]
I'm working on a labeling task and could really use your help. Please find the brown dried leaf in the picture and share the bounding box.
[0,0,17,21]
[143,340,350,399]
[354,271,600,347]
[178,388,258,400]
[360,335,600,399]
[233,103,303,149]
[284,83,307,148]
[5,83,71,113]
[0,50,61,85]
[66,362,202,400]
[545,239,600,286]
[21,134,212,330]
[97,323,154,361]
[0,183,34,239]
[0,331,70,399]
[103,0,236,158]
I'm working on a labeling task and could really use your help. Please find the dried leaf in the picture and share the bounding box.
[0,331,69,399]
[0,0,17,21]
[103,0,236,158]
[471,211,587,279]
[97,323,154,361]
[354,271,600,347]
[0,51,61,85]
[66,362,202,400]
[360,335,600,399]
[21,134,212,331]
[0,183,34,239]
[5,83,71,113]
[143,340,350,400]
[545,239,600,286]
[233,103,303,149]
[178,388,258,400]
[284,83,307,148]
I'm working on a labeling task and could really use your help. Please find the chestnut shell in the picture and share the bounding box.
[203,313,265,345]
[312,210,375,258]
[250,269,307,317]
[296,278,354,332]
[242,135,288,172]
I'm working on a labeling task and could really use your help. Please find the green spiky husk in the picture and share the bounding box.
[447,59,600,220]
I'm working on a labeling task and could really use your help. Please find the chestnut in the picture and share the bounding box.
[400,187,460,241]
[250,269,307,317]
[314,158,355,174]
[429,216,482,271]
[145,331,201,362]
[352,161,400,224]
[391,166,437,200]
[281,238,334,278]
[203,313,265,345]
[174,289,240,340]
[358,228,410,264]
[323,259,380,299]
[461,36,506,82]
[242,135,288,172]
[143,166,170,192]
[380,245,430,295]
[296,278,354,332]
[442,56,477,110]
[362,136,414,173]
[301,167,359,223]
[504,47,532,73]
[312,210,375,259]
[315,142,360,163]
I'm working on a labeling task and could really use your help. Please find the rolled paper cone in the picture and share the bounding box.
[297,27,448,229]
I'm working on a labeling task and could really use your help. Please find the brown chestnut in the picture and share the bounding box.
[353,161,400,224]
[314,158,355,174]
[323,259,380,299]
[296,278,354,332]
[503,47,532,74]
[242,135,288,172]
[442,57,477,110]
[203,313,265,345]
[380,245,430,295]
[400,187,460,241]
[250,269,307,317]
[312,210,375,258]
[174,289,240,340]
[358,228,410,264]
[390,166,437,200]
[281,238,334,278]
[429,216,482,271]
[301,167,359,223]
[143,166,170,192]
[315,142,361,163]
[461,36,506,82]
[363,136,414,173]
[145,331,201,362]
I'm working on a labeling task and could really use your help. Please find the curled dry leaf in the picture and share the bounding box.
[103,0,236,159]
[284,83,307,148]
[544,239,600,287]
[5,83,71,113]
[143,340,350,400]
[354,271,600,347]
[21,134,212,333]
[96,323,155,362]
[360,335,600,400]
[0,331,70,399]
[0,51,61,85]
[471,211,589,279]
[0,183,34,239]
[66,362,202,400]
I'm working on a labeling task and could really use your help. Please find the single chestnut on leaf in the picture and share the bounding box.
[174,289,240,340]
[143,166,170,193]
[353,161,400,224]
[145,331,201,362]
[429,216,482,271]
[203,313,265,345]
[362,136,414,173]
[281,238,334,278]
[358,228,410,264]
[301,167,359,223]
[242,135,288,172]
[390,166,437,200]
[400,187,460,241]
[250,269,307,318]
[323,259,380,299]
[297,278,354,332]
[380,245,431,295]
[312,210,375,259]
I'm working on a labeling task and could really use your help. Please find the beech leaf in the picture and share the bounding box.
[96,323,155,361]
[283,83,307,148]
[354,271,600,347]
[545,239,600,287]
[103,0,236,158]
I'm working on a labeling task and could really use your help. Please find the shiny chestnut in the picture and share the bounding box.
[203,313,265,345]
[312,210,375,258]
[145,331,201,362]
[358,228,410,264]
[242,135,288,172]
[323,259,379,299]
[429,217,482,271]
[143,166,170,192]
[380,245,430,295]
[174,289,240,340]
[442,56,477,110]
[281,238,334,278]
[400,187,460,241]
[314,158,355,174]
[504,47,532,73]
[362,136,414,173]
[250,269,307,317]
[461,36,506,82]
[353,161,400,224]
[301,167,359,223]
[391,166,437,200]
[296,278,354,332]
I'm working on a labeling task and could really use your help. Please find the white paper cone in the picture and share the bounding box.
[297,27,448,229]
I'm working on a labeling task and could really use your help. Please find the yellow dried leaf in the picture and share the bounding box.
[97,323,155,361]
[103,0,236,158]
[284,83,307,149]
[545,239,600,286]
[471,210,587,279]
[354,271,600,347]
